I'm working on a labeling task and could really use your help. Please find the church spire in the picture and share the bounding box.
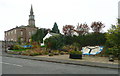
[28,5,35,27]
[30,5,33,15]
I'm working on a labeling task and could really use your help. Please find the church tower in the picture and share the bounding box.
[28,5,35,27]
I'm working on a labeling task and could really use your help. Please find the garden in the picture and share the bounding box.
[7,21,120,60]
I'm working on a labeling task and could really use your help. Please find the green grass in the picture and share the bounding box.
[41,45,45,47]
[10,49,29,52]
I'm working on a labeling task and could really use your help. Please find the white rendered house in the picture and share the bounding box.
[41,32,59,46]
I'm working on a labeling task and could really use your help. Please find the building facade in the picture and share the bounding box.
[4,5,38,42]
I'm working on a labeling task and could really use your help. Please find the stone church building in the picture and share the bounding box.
[4,5,38,42]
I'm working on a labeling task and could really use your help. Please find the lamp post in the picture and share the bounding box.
[5,40,7,53]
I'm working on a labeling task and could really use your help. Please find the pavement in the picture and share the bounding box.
[35,55,119,64]
[2,51,120,69]
[2,56,118,74]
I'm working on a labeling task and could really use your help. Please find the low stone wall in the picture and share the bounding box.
[0,41,17,51]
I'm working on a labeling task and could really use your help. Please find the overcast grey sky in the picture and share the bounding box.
[0,0,119,40]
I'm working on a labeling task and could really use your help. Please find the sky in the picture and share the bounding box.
[0,0,119,40]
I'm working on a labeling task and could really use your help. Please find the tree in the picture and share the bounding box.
[73,33,106,47]
[106,25,120,46]
[105,25,120,57]
[118,18,120,24]
[117,18,120,27]
[51,22,60,33]
[17,37,21,44]
[31,28,48,43]
[44,35,64,50]
[75,23,90,35]
[64,35,74,45]
[91,21,105,33]
[63,25,75,36]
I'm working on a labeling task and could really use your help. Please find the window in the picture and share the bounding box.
[29,32,31,36]
[5,33,7,36]
[21,38,23,41]
[11,31,13,34]
[32,31,35,35]
[8,32,10,35]
[21,31,23,35]
[14,30,16,34]
[11,39,13,41]
[14,39,16,41]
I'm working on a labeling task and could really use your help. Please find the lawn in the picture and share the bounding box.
[10,49,29,52]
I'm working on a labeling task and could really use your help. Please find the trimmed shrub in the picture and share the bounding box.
[44,35,64,50]
[69,51,82,55]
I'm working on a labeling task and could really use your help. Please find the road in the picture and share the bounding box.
[1,56,119,74]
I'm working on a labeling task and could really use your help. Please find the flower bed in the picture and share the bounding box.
[69,51,82,59]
